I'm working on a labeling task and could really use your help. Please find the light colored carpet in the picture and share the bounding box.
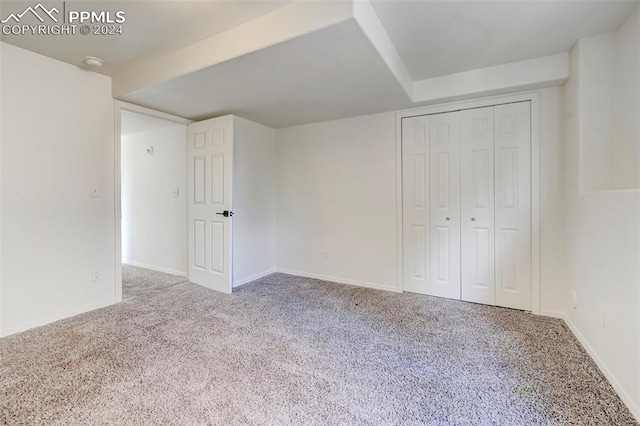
[122,264,188,300]
[0,269,636,425]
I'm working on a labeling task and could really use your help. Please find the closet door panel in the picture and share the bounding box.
[402,116,430,294]
[461,107,495,305]
[494,102,532,310]
[429,112,461,299]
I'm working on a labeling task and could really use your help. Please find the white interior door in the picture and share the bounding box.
[461,106,496,305]
[402,116,430,294]
[494,102,531,310]
[429,112,461,299]
[187,116,233,293]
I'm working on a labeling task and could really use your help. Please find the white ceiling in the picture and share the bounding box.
[119,19,411,128]
[1,0,638,127]
[0,1,291,75]
[370,0,638,80]
[121,110,183,137]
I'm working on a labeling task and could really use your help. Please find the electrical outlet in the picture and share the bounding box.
[598,306,606,328]
[91,270,101,281]
[322,250,329,260]
[257,248,263,259]
[90,187,100,198]
[571,290,578,309]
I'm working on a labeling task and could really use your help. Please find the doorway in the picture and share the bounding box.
[115,102,191,301]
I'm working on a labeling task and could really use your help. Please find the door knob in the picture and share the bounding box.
[216,210,234,217]
[471,217,476,221]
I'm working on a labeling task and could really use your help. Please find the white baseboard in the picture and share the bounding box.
[123,260,186,277]
[538,309,565,319]
[233,268,277,288]
[535,309,638,421]
[275,268,401,293]
[0,298,116,338]
[561,313,640,422]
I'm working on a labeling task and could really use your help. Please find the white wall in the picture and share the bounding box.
[232,117,277,286]
[578,5,640,191]
[276,112,398,291]
[121,122,187,275]
[537,87,568,315]
[274,89,566,305]
[562,25,640,418]
[577,33,616,192]
[0,43,115,336]
[613,5,640,189]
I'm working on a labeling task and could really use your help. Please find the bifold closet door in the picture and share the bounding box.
[494,102,532,310]
[402,116,430,294]
[402,102,531,310]
[429,112,461,299]
[461,107,495,305]
[401,112,461,298]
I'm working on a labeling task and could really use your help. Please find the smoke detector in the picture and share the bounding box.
[84,56,104,68]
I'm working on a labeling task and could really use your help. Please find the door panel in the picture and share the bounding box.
[494,102,531,310]
[402,116,430,294]
[429,112,460,299]
[211,153,225,204]
[210,220,225,274]
[498,228,519,290]
[434,153,450,208]
[412,155,426,209]
[412,225,427,279]
[194,156,206,204]
[461,107,495,305]
[188,116,233,293]
[193,220,206,270]
[435,226,451,281]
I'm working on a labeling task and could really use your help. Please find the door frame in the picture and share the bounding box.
[395,91,541,314]
[114,101,192,303]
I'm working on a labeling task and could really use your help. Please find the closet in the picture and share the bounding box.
[402,101,532,311]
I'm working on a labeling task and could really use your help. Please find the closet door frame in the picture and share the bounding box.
[395,91,541,314]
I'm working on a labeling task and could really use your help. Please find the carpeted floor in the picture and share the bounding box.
[0,267,636,425]
[122,264,188,300]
